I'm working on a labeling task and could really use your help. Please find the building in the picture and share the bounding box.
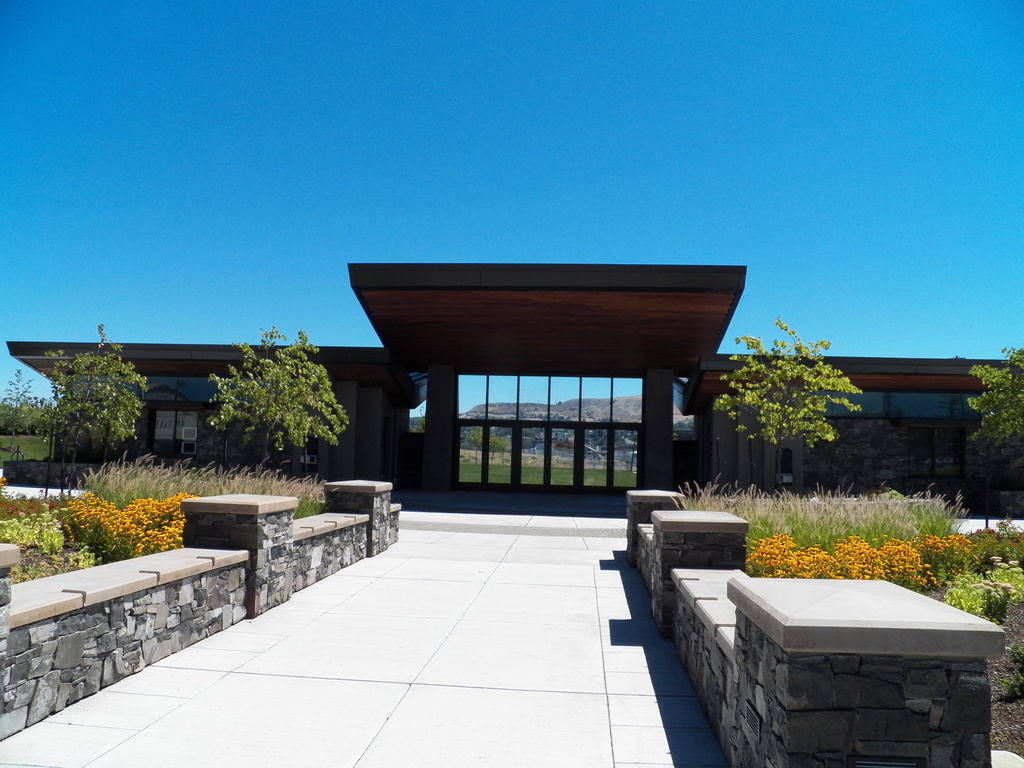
[6,263,1018,513]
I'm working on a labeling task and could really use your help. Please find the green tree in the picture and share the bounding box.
[969,346,1024,487]
[714,318,862,484]
[970,346,1024,444]
[208,328,349,465]
[46,326,147,467]
[2,370,34,449]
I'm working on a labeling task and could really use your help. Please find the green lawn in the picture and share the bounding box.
[0,435,51,467]
[459,461,636,488]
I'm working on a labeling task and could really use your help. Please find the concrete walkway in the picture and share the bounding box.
[0,510,727,768]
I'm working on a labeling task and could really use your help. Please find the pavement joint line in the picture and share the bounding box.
[399,520,626,537]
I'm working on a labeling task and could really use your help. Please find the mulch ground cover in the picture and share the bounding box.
[989,600,1024,753]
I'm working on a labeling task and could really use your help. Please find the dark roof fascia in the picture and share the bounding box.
[7,341,419,407]
[348,262,747,292]
[684,353,1005,415]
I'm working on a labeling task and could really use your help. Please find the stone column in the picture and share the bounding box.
[181,495,297,618]
[727,578,1005,768]
[0,544,19,668]
[625,489,684,566]
[324,481,397,556]
[650,509,748,635]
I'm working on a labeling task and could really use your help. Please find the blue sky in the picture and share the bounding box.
[2,1,1022,400]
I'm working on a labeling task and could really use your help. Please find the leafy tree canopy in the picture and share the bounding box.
[46,325,147,463]
[714,318,862,450]
[969,346,1024,445]
[208,327,349,461]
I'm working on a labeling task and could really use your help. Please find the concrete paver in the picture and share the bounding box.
[0,510,727,768]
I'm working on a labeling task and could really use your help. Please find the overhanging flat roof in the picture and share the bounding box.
[349,263,746,376]
[6,342,419,407]
[684,354,997,414]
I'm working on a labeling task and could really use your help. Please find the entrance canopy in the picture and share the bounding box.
[349,263,746,377]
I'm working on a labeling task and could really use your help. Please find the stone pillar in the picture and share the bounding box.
[650,509,748,635]
[0,544,19,668]
[324,481,397,556]
[181,495,297,619]
[642,368,675,490]
[626,489,684,567]
[727,578,1005,768]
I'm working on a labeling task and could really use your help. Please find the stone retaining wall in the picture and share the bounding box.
[324,481,399,556]
[291,512,370,591]
[628,492,1004,768]
[0,481,399,743]
[2,461,101,489]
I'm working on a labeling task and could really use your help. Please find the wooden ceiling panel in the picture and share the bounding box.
[350,264,747,377]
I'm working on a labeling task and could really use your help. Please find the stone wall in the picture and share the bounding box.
[291,513,370,591]
[626,490,683,567]
[649,510,747,635]
[1,558,247,739]
[627,491,1004,768]
[324,481,399,556]
[1,461,101,489]
[0,482,398,743]
[803,419,1024,514]
[732,609,992,768]
[672,569,746,755]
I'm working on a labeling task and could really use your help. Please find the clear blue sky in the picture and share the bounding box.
[2,1,1022,399]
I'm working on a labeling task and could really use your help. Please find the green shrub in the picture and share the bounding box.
[944,558,1024,623]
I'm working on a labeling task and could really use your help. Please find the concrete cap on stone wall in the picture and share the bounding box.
[652,509,749,534]
[728,577,1005,659]
[137,548,248,584]
[10,580,85,627]
[626,490,682,504]
[180,494,299,515]
[0,542,20,568]
[324,480,393,494]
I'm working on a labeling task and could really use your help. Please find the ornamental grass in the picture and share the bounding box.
[80,455,324,518]
[59,492,196,563]
[677,482,963,550]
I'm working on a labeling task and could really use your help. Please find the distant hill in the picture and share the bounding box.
[457,394,694,436]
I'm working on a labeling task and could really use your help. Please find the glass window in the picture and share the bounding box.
[583,429,608,486]
[550,428,575,485]
[518,377,549,421]
[152,410,200,457]
[459,426,484,483]
[458,376,487,418]
[890,393,973,419]
[908,427,964,478]
[487,426,512,482]
[145,377,180,401]
[520,427,545,485]
[176,377,218,403]
[550,377,580,421]
[612,429,639,487]
[612,378,643,423]
[827,391,886,418]
[486,376,518,421]
[581,378,611,422]
[153,410,176,455]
